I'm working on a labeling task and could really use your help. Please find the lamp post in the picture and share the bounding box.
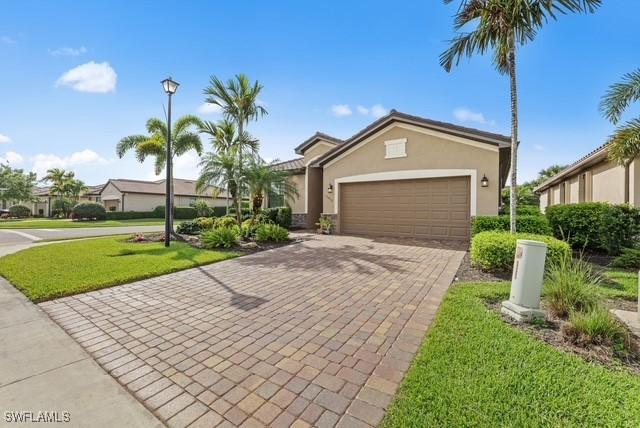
[161,77,179,247]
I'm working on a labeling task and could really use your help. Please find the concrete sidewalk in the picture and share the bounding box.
[0,246,162,427]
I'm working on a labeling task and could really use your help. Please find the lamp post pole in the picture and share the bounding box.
[161,77,179,247]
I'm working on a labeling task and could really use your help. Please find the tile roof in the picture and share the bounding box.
[108,178,226,197]
[271,158,305,172]
[32,184,105,197]
[533,143,610,192]
[294,132,343,155]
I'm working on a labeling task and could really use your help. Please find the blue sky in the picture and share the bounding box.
[1,0,638,185]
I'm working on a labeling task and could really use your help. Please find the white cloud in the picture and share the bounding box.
[31,149,110,177]
[0,134,11,144]
[56,61,117,93]
[453,107,495,126]
[331,104,352,117]
[356,105,369,115]
[0,36,16,44]
[197,103,222,115]
[534,144,544,151]
[355,104,388,119]
[0,151,23,165]
[50,46,87,57]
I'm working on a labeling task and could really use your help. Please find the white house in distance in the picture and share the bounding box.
[28,178,230,216]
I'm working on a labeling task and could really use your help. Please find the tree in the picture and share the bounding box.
[0,164,37,206]
[42,168,71,197]
[196,151,238,215]
[501,164,568,206]
[441,0,600,232]
[65,178,88,201]
[243,157,298,215]
[117,115,204,234]
[203,74,267,224]
[600,69,640,202]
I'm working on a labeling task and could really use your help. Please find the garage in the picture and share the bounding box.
[339,176,471,240]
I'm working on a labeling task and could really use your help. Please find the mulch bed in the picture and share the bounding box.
[454,252,511,283]
[126,232,302,254]
[485,300,640,374]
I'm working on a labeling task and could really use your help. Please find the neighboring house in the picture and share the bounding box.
[29,184,104,217]
[99,178,228,212]
[270,110,511,240]
[534,143,639,213]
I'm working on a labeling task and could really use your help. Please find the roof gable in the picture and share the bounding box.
[294,132,343,155]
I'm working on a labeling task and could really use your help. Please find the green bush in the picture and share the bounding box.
[106,211,159,220]
[611,248,640,270]
[500,205,541,216]
[176,220,200,235]
[152,205,198,220]
[472,215,551,236]
[71,202,106,220]
[201,226,239,249]
[52,198,74,218]
[564,307,625,346]
[214,216,237,229]
[601,204,640,255]
[191,200,212,217]
[470,231,571,272]
[546,203,608,249]
[194,217,215,231]
[255,223,290,242]
[212,206,229,217]
[276,207,292,229]
[544,255,601,318]
[8,204,31,218]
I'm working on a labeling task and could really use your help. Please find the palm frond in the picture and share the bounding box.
[600,69,640,124]
[116,135,148,158]
[173,132,204,157]
[607,118,640,167]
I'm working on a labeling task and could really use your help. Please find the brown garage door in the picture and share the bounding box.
[339,176,470,240]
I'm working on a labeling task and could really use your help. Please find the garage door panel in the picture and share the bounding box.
[340,177,470,240]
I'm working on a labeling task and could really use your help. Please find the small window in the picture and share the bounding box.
[385,138,407,159]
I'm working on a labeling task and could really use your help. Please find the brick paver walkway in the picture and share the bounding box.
[40,234,465,427]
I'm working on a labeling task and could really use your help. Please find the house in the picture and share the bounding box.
[99,178,228,212]
[30,184,104,217]
[534,143,639,213]
[270,110,511,240]
[28,178,229,216]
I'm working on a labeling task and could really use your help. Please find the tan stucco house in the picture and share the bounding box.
[30,184,104,217]
[271,110,511,240]
[535,143,640,213]
[99,178,228,212]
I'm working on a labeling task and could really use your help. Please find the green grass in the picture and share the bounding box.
[0,236,239,302]
[0,218,173,229]
[382,282,640,428]
[600,269,638,300]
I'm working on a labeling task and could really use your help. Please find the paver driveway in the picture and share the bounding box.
[40,234,465,427]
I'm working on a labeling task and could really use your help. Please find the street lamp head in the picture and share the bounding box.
[161,77,179,95]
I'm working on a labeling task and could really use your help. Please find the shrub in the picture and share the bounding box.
[194,217,215,231]
[201,226,239,249]
[611,248,640,270]
[191,200,212,217]
[106,211,159,220]
[563,307,625,346]
[472,215,551,236]
[212,206,229,217]
[470,231,571,272]
[8,204,31,218]
[152,205,198,220]
[544,255,601,318]
[546,203,608,250]
[71,202,106,220]
[276,207,292,229]
[176,220,200,235]
[600,204,640,256]
[500,205,542,216]
[255,223,290,242]
[52,198,74,218]
[214,216,237,229]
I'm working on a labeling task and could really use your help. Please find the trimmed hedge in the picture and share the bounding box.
[472,215,551,236]
[106,211,158,220]
[71,202,106,220]
[152,205,198,220]
[546,202,640,254]
[9,204,31,218]
[500,205,542,216]
[471,231,571,272]
[611,248,640,270]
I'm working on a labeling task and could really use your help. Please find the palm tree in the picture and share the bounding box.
[65,178,88,201]
[441,0,600,233]
[600,69,640,202]
[196,151,238,215]
[117,115,204,234]
[42,168,69,196]
[203,74,267,223]
[243,157,298,215]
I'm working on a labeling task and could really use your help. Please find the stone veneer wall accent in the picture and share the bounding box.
[321,213,338,233]
[292,213,308,229]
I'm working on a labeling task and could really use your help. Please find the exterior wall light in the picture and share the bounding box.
[481,174,489,188]
[327,184,333,193]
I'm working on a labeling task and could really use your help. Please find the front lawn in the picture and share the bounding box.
[0,236,239,302]
[382,282,640,427]
[0,218,172,229]
[601,269,638,300]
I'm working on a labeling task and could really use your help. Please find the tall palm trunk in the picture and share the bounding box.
[235,120,244,224]
[508,44,518,234]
